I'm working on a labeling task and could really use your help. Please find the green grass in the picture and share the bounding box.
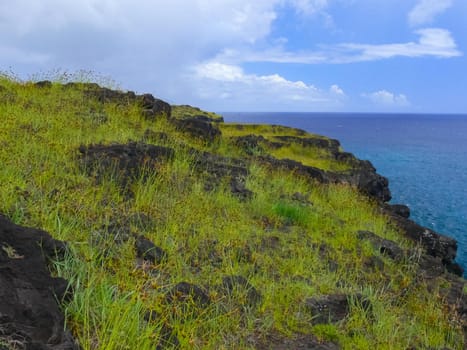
[172,105,223,121]
[0,74,464,349]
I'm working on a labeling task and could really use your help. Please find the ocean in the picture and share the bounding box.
[222,112,467,272]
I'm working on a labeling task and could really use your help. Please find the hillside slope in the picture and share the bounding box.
[0,77,465,349]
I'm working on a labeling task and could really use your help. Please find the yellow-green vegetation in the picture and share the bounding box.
[172,104,223,121]
[220,123,351,171]
[0,74,464,349]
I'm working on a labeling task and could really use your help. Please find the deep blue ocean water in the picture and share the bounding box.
[222,112,467,271]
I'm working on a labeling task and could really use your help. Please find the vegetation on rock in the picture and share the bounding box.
[0,74,465,349]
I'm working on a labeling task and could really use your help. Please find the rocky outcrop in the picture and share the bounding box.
[383,207,463,276]
[63,82,171,119]
[357,230,404,261]
[79,142,174,187]
[256,154,391,202]
[221,275,262,307]
[305,294,371,325]
[170,118,221,143]
[135,236,167,265]
[138,93,171,120]
[166,282,211,307]
[0,214,79,350]
[192,151,253,199]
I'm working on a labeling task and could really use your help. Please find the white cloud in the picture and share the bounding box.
[0,1,460,111]
[362,90,410,107]
[409,0,453,27]
[287,0,329,15]
[330,84,345,95]
[338,28,461,61]
[224,28,462,64]
[192,62,345,111]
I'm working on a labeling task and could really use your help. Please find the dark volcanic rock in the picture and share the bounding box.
[273,135,341,154]
[232,134,282,155]
[64,83,170,119]
[76,83,137,106]
[166,282,210,307]
[257,155,329,183]
[144,311,180,350]
[0,214,79,350]
[135,236,167,265]
[35,80,53,88]
[386,211,461,274]
[388,204,411,218]
[305,294,370,325]
[221,275,262,307]
[255,333,340,350]
[171,118,221,143]
[79,142,174,186]
[357,230,404,260]
[192,152,253,199]
[138,94,171,120]
[329,161,391,202]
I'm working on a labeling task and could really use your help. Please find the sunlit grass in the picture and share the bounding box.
[0,74,463,349]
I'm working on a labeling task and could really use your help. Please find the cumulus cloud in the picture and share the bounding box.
[0,1,280,86]
[330,84,345,96]
[192,62,345,111]
[362,90,410,107]
[408,0,453,27]
[0,1,460,111]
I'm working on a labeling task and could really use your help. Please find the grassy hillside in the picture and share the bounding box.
[0,75,464,349]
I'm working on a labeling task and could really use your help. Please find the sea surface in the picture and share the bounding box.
[222,112,467,272]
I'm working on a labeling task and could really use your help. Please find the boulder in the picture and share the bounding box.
[171,118,221,143]
[135,236,167,265]
[357,230,404,261]
[79,142,174,187]
[388,204,411,218]
[166,282,210,307]
[138,94,171,120]
[192,151,253,199]
[0,214,79,349]
[305,294,370,325]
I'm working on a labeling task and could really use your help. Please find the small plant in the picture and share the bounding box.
[272,201,309,225]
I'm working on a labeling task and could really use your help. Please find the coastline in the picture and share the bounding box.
[1,80,466,349]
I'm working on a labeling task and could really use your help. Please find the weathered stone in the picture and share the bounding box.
[79,142,174,186]
[305,294,370,325]
[389,204,411,218]
[255,333,341,350]
[0,214,79,349]
[142,129,169,143]
[143,311,180,350]
[135,236,167,265]
[192,151,253,198]
[35,80,52,88]
[363,256,385,272]
[166,282,210,307]
[229,178,254,200]
[171,118,221,142]
[390,215,459,271]
[232,135,268,155]
[221,275,262,307]
[357,230,404,260]
[257,155,328,183]
[138,94,171,120]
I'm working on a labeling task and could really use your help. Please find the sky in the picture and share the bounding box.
[1,0,466,113]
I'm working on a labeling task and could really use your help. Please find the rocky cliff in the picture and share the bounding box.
[0,79,465,349]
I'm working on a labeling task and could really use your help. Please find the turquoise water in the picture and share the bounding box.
[223,113,467,271]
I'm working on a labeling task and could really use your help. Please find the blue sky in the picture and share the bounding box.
[1,0,466,112]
